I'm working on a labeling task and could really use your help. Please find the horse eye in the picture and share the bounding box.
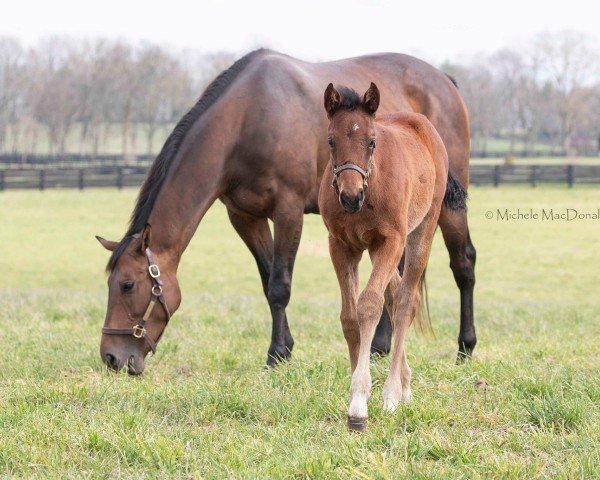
[328,137,335,148]
[369,139,376,149]
[120,281,135,294]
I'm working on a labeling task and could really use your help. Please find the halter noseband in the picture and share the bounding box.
[101,248,171,354]
[331,160,372,196]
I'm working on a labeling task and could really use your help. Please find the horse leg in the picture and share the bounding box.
[382,212,438,412]
[348,237,403,431]
[371,253,405,356]
[227,210,273,298]
[328,236,362,371]
[438,207,477,362]
[265,197,304,367]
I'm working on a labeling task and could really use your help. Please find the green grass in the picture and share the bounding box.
[0,186,599,478]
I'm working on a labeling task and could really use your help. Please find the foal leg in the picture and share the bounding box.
[382,213,439,412]
[438,207,477,362]
[371,254,405,356]
[348,237,403,431]
[329,236,361,371]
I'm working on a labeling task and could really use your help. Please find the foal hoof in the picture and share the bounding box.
[347,416,367,432]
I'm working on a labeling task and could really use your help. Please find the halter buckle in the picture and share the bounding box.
[148,264,160,278]
[132,325,146,338]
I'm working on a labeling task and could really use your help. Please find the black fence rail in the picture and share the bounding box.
[470,164,600,187]
[0,166,148,190]
[1,164,600,191]
[0,153,154,168]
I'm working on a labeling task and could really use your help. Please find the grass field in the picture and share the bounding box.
[1,186,599,478]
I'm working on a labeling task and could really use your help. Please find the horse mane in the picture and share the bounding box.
[106,48,267,272]
[445,73,458,88]
[336,86,363,111]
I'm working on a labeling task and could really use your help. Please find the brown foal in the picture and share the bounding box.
[318,83,467,431]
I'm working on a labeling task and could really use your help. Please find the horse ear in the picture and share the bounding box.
[363,82,380,116]
[140,224,152,253]
[96,236,118,252]
[324,83,342,118]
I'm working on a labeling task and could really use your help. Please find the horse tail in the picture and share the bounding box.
[444,171,468,211]
[413,269,434,335]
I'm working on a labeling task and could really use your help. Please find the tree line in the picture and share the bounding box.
[1,31,598,159]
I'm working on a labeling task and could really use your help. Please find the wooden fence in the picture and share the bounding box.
[469,164,600,187]
[1,164,600,191]
[0,166,148,190]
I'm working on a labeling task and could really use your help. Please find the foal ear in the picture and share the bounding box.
[324,83,342,118]
[363,82,380,116]
[96,236,119,252]
[140,223,152,253]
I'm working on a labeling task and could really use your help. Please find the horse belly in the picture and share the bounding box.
[221,184,276,218]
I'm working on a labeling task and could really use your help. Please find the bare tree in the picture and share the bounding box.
[0,37,26,153]
[134,45,193,154]
[444,59,498,156]
[532,30,600,155]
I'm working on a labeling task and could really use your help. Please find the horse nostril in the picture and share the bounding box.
[104,353,119,370]
[358,188,364,201]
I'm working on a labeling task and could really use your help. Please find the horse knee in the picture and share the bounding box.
[450,243,476,290]
[267,278,291,309]
[341,318,360,344]
[357,290,384,326]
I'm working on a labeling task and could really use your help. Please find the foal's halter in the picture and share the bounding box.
[330,156,373,196]
[101,248,171,354]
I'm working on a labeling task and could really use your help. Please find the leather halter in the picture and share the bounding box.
[331,159,372,196]
[101,248,171,354]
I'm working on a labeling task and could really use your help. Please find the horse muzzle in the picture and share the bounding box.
[102,349,146,375]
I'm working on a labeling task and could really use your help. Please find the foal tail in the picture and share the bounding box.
[444,171,468,211]
[414,270,434,335]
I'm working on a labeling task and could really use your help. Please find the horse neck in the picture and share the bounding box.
[146,116,236,269]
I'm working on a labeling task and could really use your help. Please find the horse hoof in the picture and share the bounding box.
[370,341,391,357]
[265,350,292,368]
[347,416,367,432]
[456,347,474,364]
[456,339,476,364]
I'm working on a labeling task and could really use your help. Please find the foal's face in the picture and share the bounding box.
[327,111,375,212]
[324,83,380,213]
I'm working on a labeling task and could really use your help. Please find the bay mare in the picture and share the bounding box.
[96,49,477,374]
[318,83,466,431]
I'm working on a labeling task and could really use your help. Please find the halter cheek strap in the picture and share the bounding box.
[101,248,171,354]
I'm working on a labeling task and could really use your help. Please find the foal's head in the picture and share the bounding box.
[324,82,380,213]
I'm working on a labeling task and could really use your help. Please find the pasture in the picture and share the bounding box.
[0,186,599,478]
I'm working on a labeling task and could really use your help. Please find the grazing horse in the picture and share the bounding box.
[96,49,476,374]
[318,83,467,431]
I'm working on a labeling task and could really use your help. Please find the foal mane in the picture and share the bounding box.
[107,48,267,271]
[336,86,363,111]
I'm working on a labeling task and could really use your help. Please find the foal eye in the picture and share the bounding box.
[369,139,376,149]
[120,281,135,294]
[328,137,335,148]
